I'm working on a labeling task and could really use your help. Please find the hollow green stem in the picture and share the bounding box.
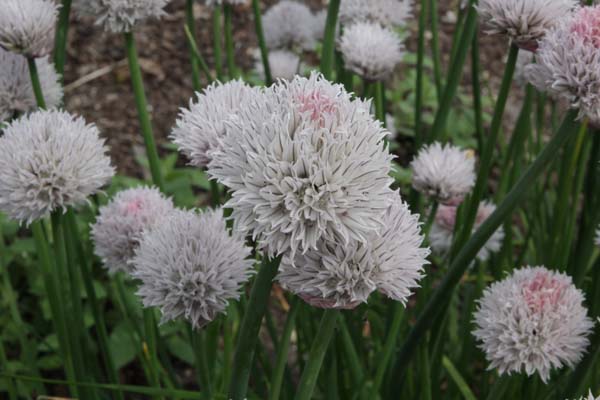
[371,302,404,394]
[270,297,300,400]
[319,0,341,80]
[228,256,281,400]
[53,0,72,78]
[374,81,385,123]
[423,202,439,237]
[486,375,514,400]
[415,0,428,144]
[27,58,47,109]
[429,0,442,100]
[471,24,484,153]
[294,309,340,400]
[185,0,202,91]
[391,109,580,385]
[124,32,165,191]
[184,24,214,83]
[251,0,272,85]
[143,309,162,397]
[224,4,237,79]
[188,325,212,396]
[213,5,223,81]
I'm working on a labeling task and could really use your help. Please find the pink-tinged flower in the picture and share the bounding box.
[339,22,404,81]
[429,201,504,262]
[473,266,594,383]
[91,187,175,274]
[476,0,577,51]
[208,73,394,259]
[526,5,600,124]
[276,196,429,309]
[410,142,476,205]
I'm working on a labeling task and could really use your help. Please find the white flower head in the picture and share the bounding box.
[526,5,600,124]
[91,187,175,275]
[255,50,300,82]
[385,113,398,140]
[576,390,599,400]
[476,0,578,51]
[514,51,535,86]
[429,201,504,262]
[0,0,58,57]
[339,0,412,28]
[410,142,476,204]
[75,0,171,33]
[277,196,429,309]
[473,266,594,382]
[131,208,254,329]
[171,80,260,168]
[0,48,63,122]
[339,22,404,81]
[262,1,317,51]
[311,9,328,42]
[208,72,395,258]
[0,110,115,225]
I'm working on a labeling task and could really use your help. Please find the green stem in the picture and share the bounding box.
[27,58,47,109]
[415,0,427,144]
[471,24,484,153]
[486,375,513,400]
[374,81,385,123]
[423,202,439,237]
[0,344,17,400]
[188,325,212,396]
[428,1,478,142]
[270,297,300,400]
[143,309,161,396]
[391,109,580,385]
[224,4,237,79]
[294,309,340,400]
[251,0,272,85]
[371,302,404,394]
[183,24,214,83]
[53,0,72,79]
[429,0,442,101]
[213,6,223,81]
[560,325,600,397]
[339,318,364,386]
[185,0,202,91]
[124,32,165,191]
[210,179,221,208]
[228,256,281,400]
[319,0,341,80]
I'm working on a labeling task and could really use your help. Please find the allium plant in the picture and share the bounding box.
[429,202,504,261]
[0,110,114,224]
[526,5,600,124]
[91,187,175,274]
[262,1,318,51]
[75,0,171,33]
[410,142,476,205]
[339,0,412,28]
[339,22,404,81]
[208,73,395,258]
[255,50,300,81]
[171,80,260,168]
[131,208,254,329]
[476,0,577,51]
[0,48,62,122]
[277,196,429,309]
[0,0,58,57]
[473,266,594,382]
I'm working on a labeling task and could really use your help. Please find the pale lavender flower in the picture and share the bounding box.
[0,110,114,225]
[255,50,300,81]
[429,202,504,261]
[131,208,254,329]
[277,196,429,309]
[339,22,404,81]
[208,72,395,258]
[473,266,594,382]
[171,80,260,168]
[526,5,600,124]
[410,142,476,205]
[339,0,412,28]
[0,0,58,57]
[262,1,317,51]
[476,0,577,51]
[311,9,328,42]
[75,0,171,33]
[91,187,175,274]
[0,48,62,122]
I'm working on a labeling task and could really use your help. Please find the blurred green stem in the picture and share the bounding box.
[429,0,442,100]
[319,0,341,80]
[251,0,271,85]
[27,58,47,109]
[54,0,72,79]
[124,32,165,191]
[294,309,340,400]
[185,0,202,91]
[228,256,281,400]
[270,297,300,400]
[213,5,223,80]
[371,302,404,394]
[184,24,214,83]
[415,0,427,144]
[224,4,237,79]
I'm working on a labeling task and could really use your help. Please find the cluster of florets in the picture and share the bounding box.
[526,5,600,124]
[339,0,412,28]
[476,0,577,51]
[0,48,62,122]
[473,266,594,382]
[429,201,504,262]
[75,0,171,33]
